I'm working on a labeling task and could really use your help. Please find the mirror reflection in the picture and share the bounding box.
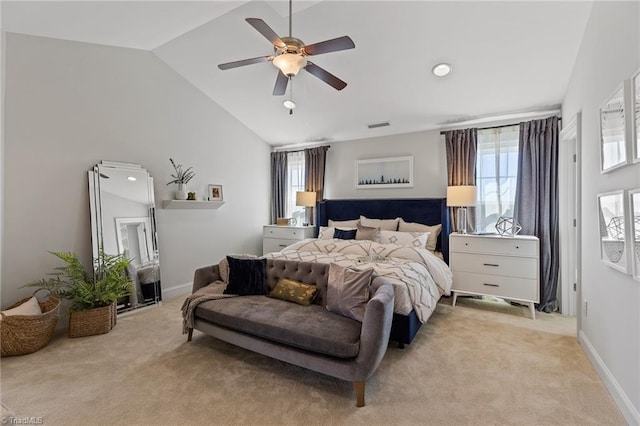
[89,161,161,313]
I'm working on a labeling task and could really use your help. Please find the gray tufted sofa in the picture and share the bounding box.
[187,259,395,407]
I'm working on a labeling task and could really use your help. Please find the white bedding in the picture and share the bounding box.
[264,239,452,323]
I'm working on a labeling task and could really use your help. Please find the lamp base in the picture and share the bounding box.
[456,207,468,234]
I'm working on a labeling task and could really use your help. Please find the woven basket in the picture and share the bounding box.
[1,290,60,357]
[68,302,116,338]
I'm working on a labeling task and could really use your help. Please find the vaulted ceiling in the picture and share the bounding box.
[2,1,593,146]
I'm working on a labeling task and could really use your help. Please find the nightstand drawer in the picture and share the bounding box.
[452,271,538,302]
[263,226,307,239]
[450,236,538,257]
[263,238,295,254]
[450,253,538,279]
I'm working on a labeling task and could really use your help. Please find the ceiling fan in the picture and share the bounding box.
[217,0,355,97]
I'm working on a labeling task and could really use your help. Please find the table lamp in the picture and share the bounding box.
[447,185,477,234]
[296,191,316,226]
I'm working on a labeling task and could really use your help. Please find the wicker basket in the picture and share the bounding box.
[1,290,60,357]
[68,302,116,338]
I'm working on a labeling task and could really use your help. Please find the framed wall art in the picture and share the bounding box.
[597,190,629,273]
[207,184,223,201]
[629,189,640,280]
[355,156,414,189]
[632,70,640,162]
[599,83,628,173]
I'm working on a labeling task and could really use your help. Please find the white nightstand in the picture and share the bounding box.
[263,225,315,255]
[449,232,540,319]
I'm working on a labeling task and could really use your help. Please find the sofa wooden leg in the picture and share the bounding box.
[187,328,193,342]
[353,381,365,407]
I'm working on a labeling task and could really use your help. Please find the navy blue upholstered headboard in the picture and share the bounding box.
[315,198,450,264]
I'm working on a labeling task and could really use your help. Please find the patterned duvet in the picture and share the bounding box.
[264,239,452,323]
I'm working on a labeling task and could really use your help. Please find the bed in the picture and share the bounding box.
[267,198,452,347]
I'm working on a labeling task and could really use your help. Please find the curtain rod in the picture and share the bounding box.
[439,116,562,135]
[272,144,331,153]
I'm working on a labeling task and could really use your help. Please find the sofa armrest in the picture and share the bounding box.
[192,264,221,293]
[355,276,395,378]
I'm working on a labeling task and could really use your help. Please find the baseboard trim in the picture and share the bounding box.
[163,282,191,300]
[579,330,640,425]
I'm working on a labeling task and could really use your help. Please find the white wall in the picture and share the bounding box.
[2,33,271,308]
[324,129,447,199]
[562,2,640,423]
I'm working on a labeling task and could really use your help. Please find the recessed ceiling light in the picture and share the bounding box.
[432,63,452,77]
[283,100,296,109]
[127,176,136,181]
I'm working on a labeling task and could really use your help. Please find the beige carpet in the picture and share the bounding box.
[0,295,625,426]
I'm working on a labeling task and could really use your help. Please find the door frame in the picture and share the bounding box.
[559,112,582,319]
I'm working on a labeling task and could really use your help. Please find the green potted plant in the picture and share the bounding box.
[167,158,195,200]
[27,250,133,337]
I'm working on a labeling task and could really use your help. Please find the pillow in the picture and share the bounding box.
[334,228,357,240]
[223,256,267,295]
[398,219,442,252]
[318,226,355,240]
[360,215,400,231]
[379,230,430,248]
[356,224,380,241]
[326,263,374,322]
[328,219,360,228]
[268,278,318,306]
[218,254,257,284]
[1,296,42,317]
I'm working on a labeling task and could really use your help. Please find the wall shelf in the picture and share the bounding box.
[162,200,225,209]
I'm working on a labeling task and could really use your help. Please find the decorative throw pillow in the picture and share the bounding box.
[359,215,400,231]
[1,296,42,317]
[326,263,374,322]
[328,219,360,228]
[398,219,442,252]
[223,256,267,296]
[268,278,318,306]
[356,223,380,241]
[218,254,257,283]
[334,228,358,240]
[379,230,430,248]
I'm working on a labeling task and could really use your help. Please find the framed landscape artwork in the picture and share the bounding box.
[355,156,414,189]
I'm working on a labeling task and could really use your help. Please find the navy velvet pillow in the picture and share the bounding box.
[223,256,267,296]
[333,228,357,240]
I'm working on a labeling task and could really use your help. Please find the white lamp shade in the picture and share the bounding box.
[296,191,316,207]
[446,185,477,207]
[272,53,307,76]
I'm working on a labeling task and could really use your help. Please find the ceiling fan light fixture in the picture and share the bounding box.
[273,53,307,76]
[432,63,452,77]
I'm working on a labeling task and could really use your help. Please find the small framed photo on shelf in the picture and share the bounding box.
[207,184,223,201]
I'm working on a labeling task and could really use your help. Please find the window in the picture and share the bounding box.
[475,125,519,233]
[286,151,306,224]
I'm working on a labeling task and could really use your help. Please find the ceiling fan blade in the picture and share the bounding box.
[305,62,347,91]
[245,18,286,49]
[303,36,355,56]
[218,56,272,70]
[273,71,289,96]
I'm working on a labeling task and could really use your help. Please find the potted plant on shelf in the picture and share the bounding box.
[167,158,195,200]
[27,250,133,338]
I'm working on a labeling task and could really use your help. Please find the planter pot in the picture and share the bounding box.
[68,302,116,338]
[175,184,188,200]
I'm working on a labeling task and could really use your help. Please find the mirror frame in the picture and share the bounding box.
[88,161,161,312]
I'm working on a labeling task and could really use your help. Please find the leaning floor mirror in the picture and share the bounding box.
[89,161,161,313]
